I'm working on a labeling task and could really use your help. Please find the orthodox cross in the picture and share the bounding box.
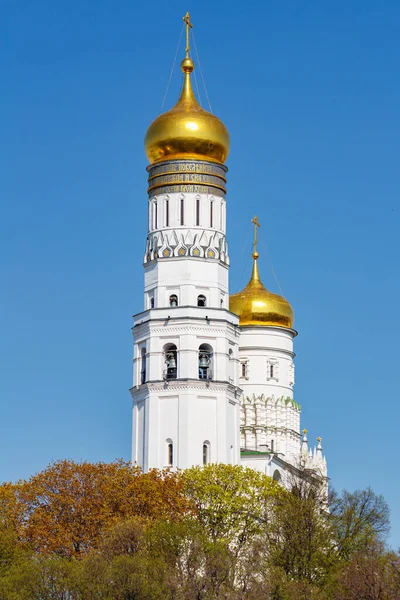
[251,215,260,255]
[183,12,193,57]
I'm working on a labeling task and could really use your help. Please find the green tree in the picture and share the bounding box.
[330,487,390,560]
[332,541,400,600]
[141,517,235,600]
[266,484,336,589]
[183,464,283,551]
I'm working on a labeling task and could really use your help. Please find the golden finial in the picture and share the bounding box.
[183,12,193,58]
[317,437,322,443]
[302,429,307,435]
[229,214,294,328]
[251,216,260,259]
[248,216,261,284]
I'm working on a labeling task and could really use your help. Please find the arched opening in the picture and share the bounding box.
[196,196,200,226]
[197,294,206,307]
[169,294,178,307]
[165,197,169,227]
[140,348,146,384]
[228,348,234,382]
[153,200,158,230]
[166,439,173,467]
[198,343,213,380]
[150,297,155,309]
[210,199,214,228]
[273,469,281,483]
[164,344,178,380]
[180,197,184,225]
[203,441,210,465]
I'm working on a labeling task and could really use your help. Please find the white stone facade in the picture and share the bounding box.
[131,187,327,484]
[238,326,301,464]
[131,189,242,471]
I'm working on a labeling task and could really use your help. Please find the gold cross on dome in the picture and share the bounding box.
[302,429,307,435]
[317,437,322,443]
[251,216,260,254]
[183,12,193,57]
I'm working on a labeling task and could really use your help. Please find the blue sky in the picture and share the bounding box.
[1,1,400,545]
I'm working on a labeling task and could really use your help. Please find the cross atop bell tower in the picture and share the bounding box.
[182,12,193,57]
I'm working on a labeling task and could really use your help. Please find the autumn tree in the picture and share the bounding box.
[8,460,191,557]
[0,459,396,600]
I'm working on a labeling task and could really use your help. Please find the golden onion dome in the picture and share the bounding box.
[230,251,294,329]
[144,56,230,165]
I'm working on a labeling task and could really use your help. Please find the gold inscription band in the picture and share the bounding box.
[148,184,226,195]
[147,159,228,197]
[148,161,226,178]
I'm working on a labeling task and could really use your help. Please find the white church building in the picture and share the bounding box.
[130,15,327,485]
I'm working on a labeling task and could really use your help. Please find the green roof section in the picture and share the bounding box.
[240,450,271,457]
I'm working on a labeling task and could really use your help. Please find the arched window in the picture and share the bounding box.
[267,359,279,381]
[198,343,213,380]
[150,297,155,309]
[210,200,214,228]
[271,439,275,453]
[197,294,206,307]
[167,440,173,467]
[203,441,210,465]
[164,344,178,380]
[196,196,200,226]
[140,348,146,384]
[169,294,178,307]
[228,348,234,382]
[241,361,248,378]
[180,197,184,225]
[153,200,158,229]
[273,469,281,483]
[165,197,169,227]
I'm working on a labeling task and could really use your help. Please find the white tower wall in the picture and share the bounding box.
[238,325,301,465]
[131,159,242,471]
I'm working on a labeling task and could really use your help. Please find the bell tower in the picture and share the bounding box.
[131,14,241,471]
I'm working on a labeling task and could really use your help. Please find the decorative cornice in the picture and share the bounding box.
[241,425,301,438]
[238,346,295,358]
[240,325,298,338]
[144,226,229,265]
[241,394,301,411]
[130,379,241,398]
[133,319,239,338]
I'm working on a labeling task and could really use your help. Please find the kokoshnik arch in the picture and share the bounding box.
[130,13,327,485]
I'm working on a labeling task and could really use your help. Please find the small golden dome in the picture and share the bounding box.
[144,57,230,164]
[230,253,294,329]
